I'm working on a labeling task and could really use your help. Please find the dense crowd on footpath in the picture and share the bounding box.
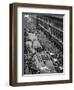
[23,15,63,74]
